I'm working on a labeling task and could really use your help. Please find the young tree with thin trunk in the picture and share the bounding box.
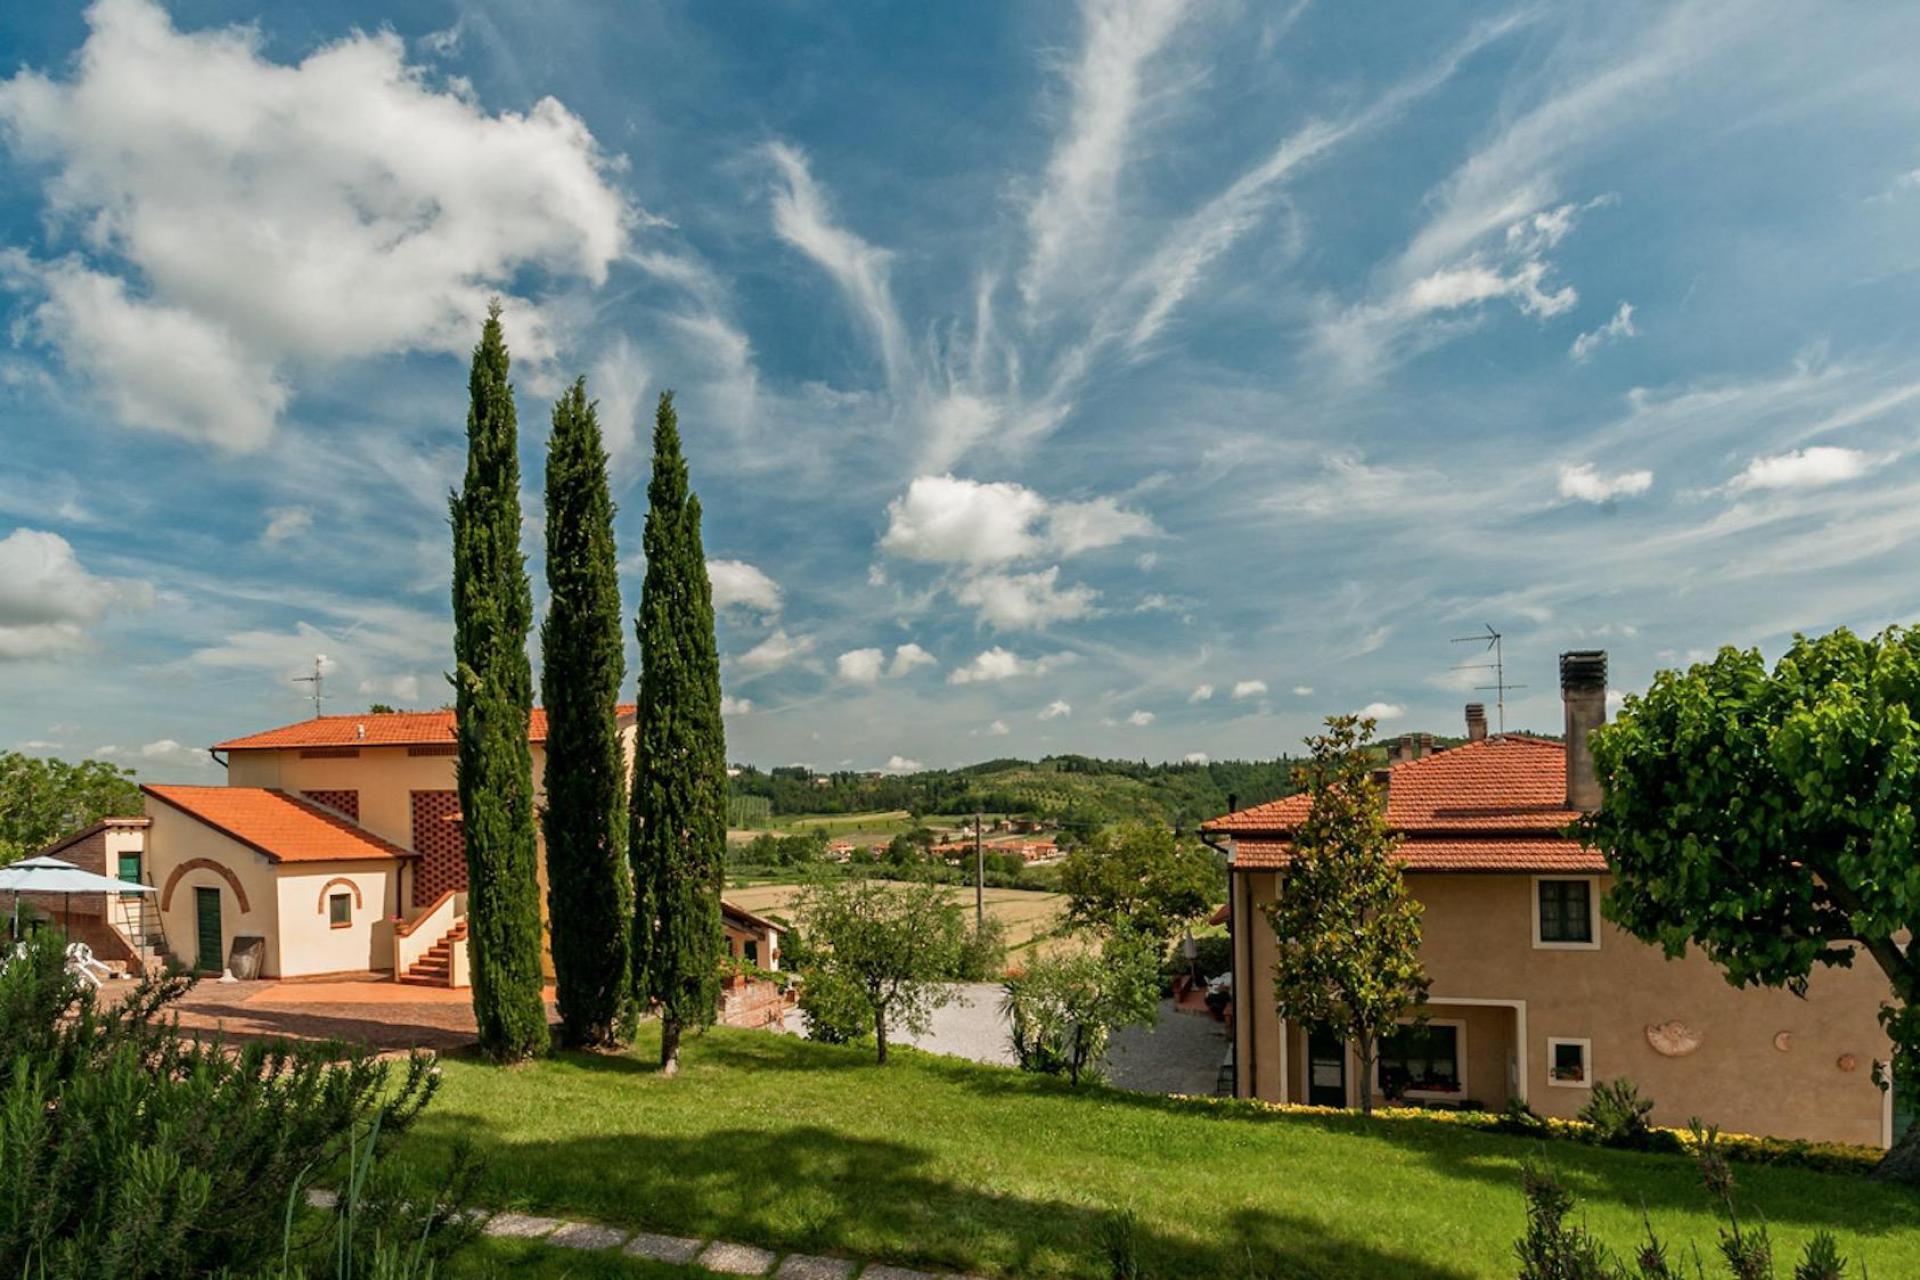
[541,377,632,1048]
[1265,715,1428,1116]
[629,391,727,1077]
[796,873,969,1065]
[450,301,549,1063]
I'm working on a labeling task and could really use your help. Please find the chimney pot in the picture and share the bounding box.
[1560,650,1608,811]
[1369,766,1393,796]
[1399,732,1418,762]
[1464,703,1488,741]
[1417,732,1434,758]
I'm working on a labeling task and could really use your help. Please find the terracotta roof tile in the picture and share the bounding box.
[1231,837,1605,874]
[213,705,636,751]
[142,785,411,863]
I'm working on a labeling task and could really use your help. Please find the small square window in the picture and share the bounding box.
[328,893,352,928]
[1548,1038,1591,1088]
[1537,879,1595,945]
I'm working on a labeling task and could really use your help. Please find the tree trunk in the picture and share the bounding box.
[1873,1119,1920,1184]
[875,1008,889,1065]
[660,1016,681,1078]
[1356,1038,1375,1116]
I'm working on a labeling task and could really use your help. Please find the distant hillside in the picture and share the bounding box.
[727,754,1301,831]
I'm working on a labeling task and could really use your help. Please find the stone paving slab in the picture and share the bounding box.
[304,1188,338,1210]
[548,1222,629,1251]
[775,1254,857,1280]
[859,1266,940,1280]
[700,1240,779,1275]
[483,1212,564,1239]
[624,1231,706,1264]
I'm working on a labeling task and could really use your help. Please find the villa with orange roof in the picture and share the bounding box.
[1206,651,1905,1148]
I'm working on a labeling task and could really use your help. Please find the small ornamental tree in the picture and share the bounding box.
[1002,928,1160,1086]
[1264,715,1428,1116]
[541,377,632,1048]
[1058,820,1219,945]
[1583,627,1920,1183]
[795,874,969,1064]
[450,302,548,1063]
[629,392,728,1078]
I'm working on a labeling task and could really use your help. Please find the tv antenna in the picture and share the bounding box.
[293,655,327,718]
[1450,625,1525,734]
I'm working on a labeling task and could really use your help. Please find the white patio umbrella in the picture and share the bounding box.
[0,854,156,940]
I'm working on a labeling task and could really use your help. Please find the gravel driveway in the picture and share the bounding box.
[896,982,1228,1096]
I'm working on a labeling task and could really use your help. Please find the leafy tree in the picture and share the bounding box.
[1264,715,1428,1116]
[1059,820,1219,944]
[367,702,399,714]
[629,391,728,1077]
[795,874,969,1064]
[1584,628,1920,1182]
[540,377,632,1048]
[0,753,140,864]
[450,301,549,1063]
[1002,929,1159,1086]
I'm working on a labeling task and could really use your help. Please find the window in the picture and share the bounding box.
[1379,1021,1465,1098]
[1534,877,1598,948]
[118,851,142,899]
[744,939,759,965]
[1548,1037,1591,1088]
[328,893,352,928]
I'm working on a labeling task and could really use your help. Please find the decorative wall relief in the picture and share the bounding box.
[1645,1020,1703,1057]
[1837,1053,1858,1073]
[1773,1031,1792,1052]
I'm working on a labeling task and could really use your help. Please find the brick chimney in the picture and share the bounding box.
[1464,703,1487,741]
[1560,651,1607,811]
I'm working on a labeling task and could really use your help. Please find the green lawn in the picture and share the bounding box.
[412,1026,1919,1280]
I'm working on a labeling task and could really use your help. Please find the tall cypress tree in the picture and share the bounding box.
[450,301,549,1063]
[541,377,633,1048]
[630,391,727,1077]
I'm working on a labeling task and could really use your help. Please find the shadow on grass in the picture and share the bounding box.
[416,1116,1475,1280]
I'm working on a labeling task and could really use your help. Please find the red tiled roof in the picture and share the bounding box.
[142,785,411,863]
[1207,736,1596,873]
[213,705,637,751]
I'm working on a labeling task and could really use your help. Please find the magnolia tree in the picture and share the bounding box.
[1265,715,1428,1116]
[1584,628,1920,1182]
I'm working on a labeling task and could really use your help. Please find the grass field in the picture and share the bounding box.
[721,881,1069,955]
[416,1026,1920,1280]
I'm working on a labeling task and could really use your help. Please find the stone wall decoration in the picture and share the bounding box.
[1645,1020,1703,1057]
[1837,1053,1858,1073]
[1773,1031,1792,1052]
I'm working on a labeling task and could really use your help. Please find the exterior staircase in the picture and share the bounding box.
[398,920,466,988]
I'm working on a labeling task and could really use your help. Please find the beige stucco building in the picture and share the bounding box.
[1207,652,1908,1149]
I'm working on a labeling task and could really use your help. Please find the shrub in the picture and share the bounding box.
[0,932,475,1279]
[1514,1162,1615,1280]
[1002,930,1160,1087]
[1578,1078,1679,1152]
[797,968,871,1046]
[953,916,1009,982]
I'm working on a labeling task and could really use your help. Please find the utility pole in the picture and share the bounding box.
[973,810,984,930]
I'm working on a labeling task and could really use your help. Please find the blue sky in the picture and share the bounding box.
[4,0,1920,780]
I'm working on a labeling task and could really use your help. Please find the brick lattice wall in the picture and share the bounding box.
[300,789,360,822]
[410,790,465,906]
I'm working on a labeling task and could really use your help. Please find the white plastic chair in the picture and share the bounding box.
[65,942,110,989]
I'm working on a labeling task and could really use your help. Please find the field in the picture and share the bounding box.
[413,1025,1920,1280]
[726,808,926,844]
[721,881,1069,955]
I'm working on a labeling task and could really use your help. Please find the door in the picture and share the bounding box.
[1307,1028,1347,1108]
[194,886,223,973]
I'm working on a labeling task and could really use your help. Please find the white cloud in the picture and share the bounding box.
[1184,752,1210,765]
[708,559,783,614]
[883,754,922,774]
[1125,709,1156,727]
[1357,701,1405,722]
[0,527,146,660]
[261,506,313,545]
[1570,301,1637,363]
[987,719,1010,736]
[0,0,634,448]
[1731,446,1872,492]
[591,335,652,478]
[1231,679,1268,699]
[947,647,1073,685]
[888,643,937,677]
[1558,463,1653,503]
[1404,257,1576,319]
[1292,685,1314,697]
[1188,683,1214,702]
[357,674,422,704]
[836,647,886,684]
[1039,699,1073,720]
[720,694,753,715]
[954,567,1097,630]
[736,629,814,673]
[880,474,1154,567]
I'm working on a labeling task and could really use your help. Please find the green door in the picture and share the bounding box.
[194,886,223,973]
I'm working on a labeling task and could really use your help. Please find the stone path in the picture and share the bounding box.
[313,1190,980,1278]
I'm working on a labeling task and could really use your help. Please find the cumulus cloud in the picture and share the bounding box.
[0,0,633,448]
[883,754,923,774]
[1731,446,1872,492]
[1292,685,1315,696]
[1125,709,1156,726]
[1184,751,1210,765]
[987,719,1010,736]
[720,694,753,715]
[261,507,313,545]
[1231,679,1268,699]
[1357,701,1405,722]
[708,560,783,614]
[0,527,146,660]
[1046,496,1159,557]
[880,474,1154,567]
[836,647,886,683]
[947,647,1073,685]
[1039,699,1073,720]
[736,629,814,673]
[1570,301,1637,362]
[888,643,937,677]
[1558,463,1653,503]
[1189,683,1214,702]
[954,567,1097,630]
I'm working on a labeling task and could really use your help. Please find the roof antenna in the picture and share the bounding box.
[292,654,327,718]
[1449,625,1525,735]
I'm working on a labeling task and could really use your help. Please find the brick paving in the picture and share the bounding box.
[169,977,557,1054]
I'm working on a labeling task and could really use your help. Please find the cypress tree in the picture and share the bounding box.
[450,301,550,1063]
[630,391,727,1077]
[541,377,633,1048]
